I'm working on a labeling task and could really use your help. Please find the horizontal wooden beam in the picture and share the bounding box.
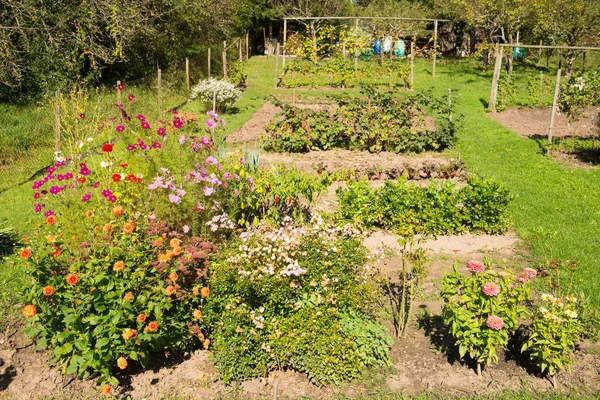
[499,43,600,52]
[284,16,449,22]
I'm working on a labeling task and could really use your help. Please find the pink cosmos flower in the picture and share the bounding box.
[486,315,504,330]
[467,260,485,273]
[141,121,150,130]
[173,118,183,129]
[82,193,91,202]
[203,186,215,196]
[206,119,216,129]
[179,135,187,145]
[136,114,146,121]
[157,127,166,137]
[182,225,190,233]
[169,194,181,204]
[482,282,500,297]
[206,156,218,165]
[116,125,125,133]
[524,268,537,277]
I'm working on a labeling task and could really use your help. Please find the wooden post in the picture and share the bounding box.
[548,69,562,145]
[208,48,211,77]
[264,28,268,58]
[448,89,453,121]
[186,58,190,103]
[246,31,250,60]
[538,40,542,63]
[222,41,228,80]
[489,44,503,112]
[238,38,242,62]
[157,68,162,115]
[116,80,122,104]
[55,91,61,152]
[283,18,288,67]
[433,20,438,77]
[274,42,280,87]
[582,50,587,72]
[213,90,217,112]
[410,41,415,89]
[354,18,359,70]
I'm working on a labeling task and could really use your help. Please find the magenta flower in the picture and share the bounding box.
[79,163,90,176]
[82,193,91,202]
[173,118,183,129]
[34,203,43,213]
[219,118,226,127]
[93,181,100,189]
[169,194,181,204]
[109,195,117,203]
[101,189,113,198]
[524,268,537,277]
[207,110,218,119]
[240,157,246,165]
[157,127,166,137]
[203,186,215,197]
[141,121,150,130]
[116,125,125,133]
[33,192,40,199]
[467,260,485,273]
[49,186,62,195]
[44,210,55,217]
[482,282,500,297]
[64,172,73,180]
[136,114,146,121]
[128,94,135,103]
[151,142,161,149]
[206,119,216,129]
[223,172,232,180]
[233,189,240,196]
[206,156,218,165]
[57,174,65,182]
[486,315,504,330]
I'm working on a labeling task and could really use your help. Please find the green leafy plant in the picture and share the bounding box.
[440,259,535,376]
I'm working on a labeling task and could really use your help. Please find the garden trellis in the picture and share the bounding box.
[488,43,600,144]
[281,16,449,77]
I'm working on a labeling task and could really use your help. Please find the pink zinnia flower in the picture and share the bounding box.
[517,271,529,283]
[486,315,504,330]
[482,282,500,297]
[524,268,537,277]
[467,260,484,273]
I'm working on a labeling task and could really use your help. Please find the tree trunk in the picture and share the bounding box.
[565,48,576,77]
[507,33,513,81]
[310,22,317,50]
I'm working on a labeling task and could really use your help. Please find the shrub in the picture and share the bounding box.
[191,77,242,112]
[336,175,512,236]
[264,89,457,154]
[205,215,391,385]
[440,259,535,376]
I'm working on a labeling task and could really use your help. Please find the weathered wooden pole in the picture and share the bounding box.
[489,44,503,112]
[548,69,562,145]
[246,31,250,60]
[264,28,268,58]
[55,91,61,152]
[432,20,438,77]
[157,68,162,115]
[208,48,211,77]
[274,42,280,87]
[186,58,190,103]
[283,18,288,67]
[222,41,228,80]
[410,41,415,89]
[238,38,242,62]
[538,40,543,63]
[354,18,359,70]
[448,89,453,121]
[116,80,122,104]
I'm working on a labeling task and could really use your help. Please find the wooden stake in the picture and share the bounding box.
[548,69,562,145]
[246,31,249,60]
[263,28,267,58]
[489,44,503,112]
[208,48,211,77]
[538,40,543,63]
[238,38,242,62]
[410,41,414,89]
[448,89,452,121]
[116,80,122,104]
[283,18,288,67]
[213,89,217,112]
[157,68,162,115]
[354,18,359,70]
[186,58,190,103]
[274,42,280,87]
[222,41,228,80]
[433,20,438,77]
[55,91,61,152]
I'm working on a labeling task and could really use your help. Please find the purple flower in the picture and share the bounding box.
[82,193,91,202]
[137,114,146,121]
[116,125,125,133]
[157,127,166,137]
[32,181,42,190]
[177,189,186,197]
[57,174,65,181]
[148,213,156,221]
[33,192,40,199]
[169,194,181,204]
[247,177,255,192]
[173,118,183,129]
[234,174,240,181]
[182,225,190,233]
[79,163,90,176]
[203,186,215,197]
[152,142,162,149]
[109,195,117,203]
[223,172,232,180]
[233,189,240,196]
[34,203,43,213]
[93,181,100,189]
[179,135,187,145]
[206,119,217,129]
[141,121,150,130]
[102,189,113,198]
[126,145,136,151]
[219,118,226,127]
[49,186,62,195]
[44,210,55,217]
[207,110,218,119]
[65,172,73,180]
[206,156,218,165]
[240,157,246,165]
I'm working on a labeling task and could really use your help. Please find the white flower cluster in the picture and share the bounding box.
[206,213,236,232]
[539,294,579,322]
[250,309,265,329]
[573,76,586,91]
[191,77,242,111]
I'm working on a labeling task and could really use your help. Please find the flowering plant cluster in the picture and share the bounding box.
[521,293,583,384]
[440,259,535,375]
[191,77,242,112]
[204,215,391,385]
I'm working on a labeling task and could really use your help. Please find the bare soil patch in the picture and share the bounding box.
[489,106,600,139]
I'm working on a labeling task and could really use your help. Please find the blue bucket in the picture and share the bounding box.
[374,40,381,55]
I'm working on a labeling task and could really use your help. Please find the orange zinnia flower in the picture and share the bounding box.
[122,328,137,340]
[157,253,169,263]
[112,205,124,217]
[103,223,113,233]
[113,260,125,272]
[20,248,32,259]
[153,239,163,247]
[43,286,55,296]
[122,221,135,234]
[117,357,128,370]
[200,287,210,298]
[172,246,182,256]
[137,313,147,323]
[147,321,158,332]
[46,235,56,244]
[51,246,62,258]
[22,304,37,318]
[124,292,134,302]
[165,285,176,296]
[192,286,200,296]
[66,273,79,285]
[100,385,111,396]
[203,339,211,349]
[169,238,181,248]
[46,215,56,225]
[85,210,94,219]
[193,310,202,320]
[169,272,178,282]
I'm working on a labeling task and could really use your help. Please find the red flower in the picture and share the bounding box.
[22,305,37,318]
[20,248,32,259]
[117,84,125,91]
[79,113,85,119]
[127,94,135,102]
[77,177,86,184]
[66,273,79,286]
[112,174,122,182]
[147,321,159,332]
[120,163,128,168]
[43,286,55,296]
[102,143,113,153]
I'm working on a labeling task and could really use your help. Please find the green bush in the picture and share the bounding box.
[206,215,391,385]
[336,175,512,235]
[264,89,457,154]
